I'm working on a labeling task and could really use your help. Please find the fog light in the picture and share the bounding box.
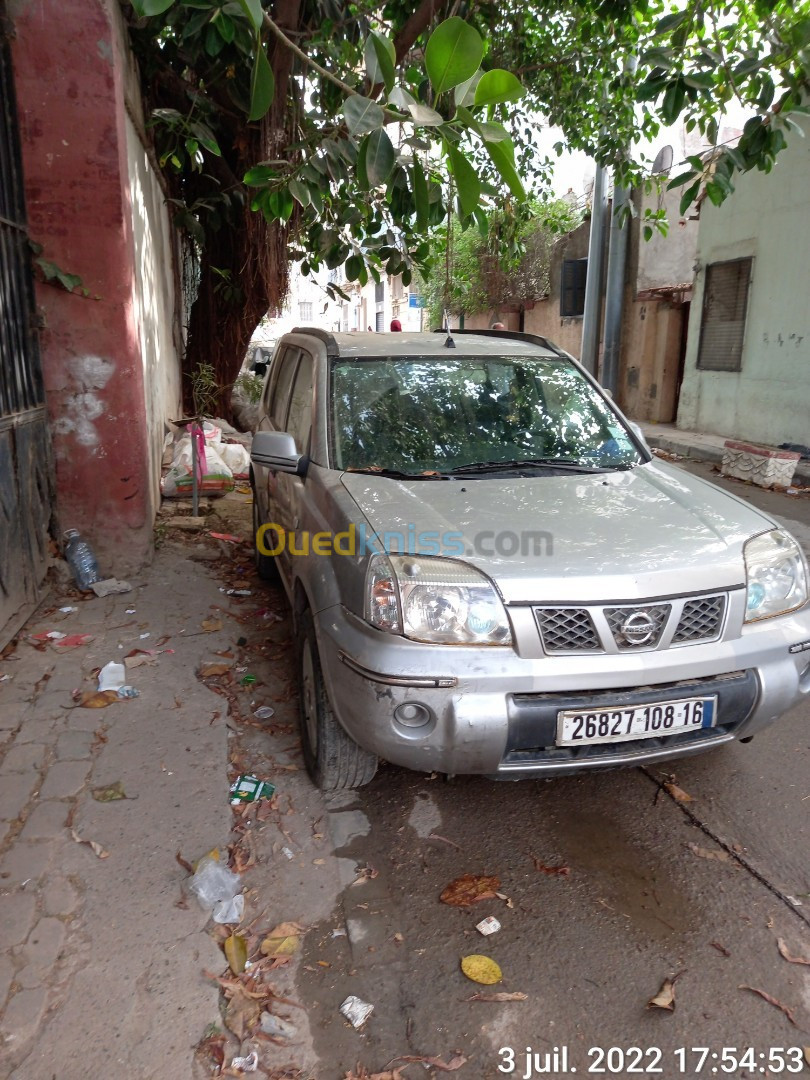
[394,702,432,728]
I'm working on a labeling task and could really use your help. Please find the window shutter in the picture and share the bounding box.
[696,258,752,372]
[560,259,587,316]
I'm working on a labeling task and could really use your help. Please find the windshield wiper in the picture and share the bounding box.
[345,467,447,480]
[448,458,613,476]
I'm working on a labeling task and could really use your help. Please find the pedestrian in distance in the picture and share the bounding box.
[390,318,402,331]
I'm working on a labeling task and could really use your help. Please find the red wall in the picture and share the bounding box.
[11,0,154,573]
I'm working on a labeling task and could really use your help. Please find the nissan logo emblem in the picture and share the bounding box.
[621,611,656,645]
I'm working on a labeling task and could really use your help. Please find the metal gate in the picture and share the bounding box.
[0,7,52,647]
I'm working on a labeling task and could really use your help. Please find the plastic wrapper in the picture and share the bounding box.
[219,442,251,478]
[189,856,243,923]
[161,438,234,497]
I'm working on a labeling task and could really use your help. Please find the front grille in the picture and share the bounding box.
[673,594,726,643]
[604,604,671,649]
[535,607,601,652]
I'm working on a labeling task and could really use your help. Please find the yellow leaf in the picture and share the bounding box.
[201,617,223,633]
[461,954,502,985]
[224,933,248,974]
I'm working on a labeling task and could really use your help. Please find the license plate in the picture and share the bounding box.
[557,696,716,746]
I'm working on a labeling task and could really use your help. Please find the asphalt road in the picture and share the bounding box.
[233,463,810,1080]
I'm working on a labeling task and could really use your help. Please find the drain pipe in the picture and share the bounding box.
[580,162,608,376]
[601,176,631,395]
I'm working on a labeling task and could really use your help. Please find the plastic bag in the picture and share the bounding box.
[219,442,251,479]
[161,438,234,497]
[188,856,243,923]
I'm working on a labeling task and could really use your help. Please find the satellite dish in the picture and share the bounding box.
[651,144,674,175]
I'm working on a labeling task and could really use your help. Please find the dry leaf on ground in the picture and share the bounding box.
[224,986,261,1040]
[777,938,810,966]
[394,1055,468,1072]
[224,933,248,974]
[201,617,223,633]
[343,1069,406,1080]
[70,829,110,859]
[647,973,682,1011]
[461,954,502,985]
[440,873,501,907]
[78,690,120,709]
[531,857,570,876]
[740,985,798,1026]
[91,781,128,802]
[467,991,527,1002]
[687,842,730,862]
[260,922,303,958]
[199,661,232,677]
[663,780,693,803]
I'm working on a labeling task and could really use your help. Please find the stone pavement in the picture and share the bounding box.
[0,536,240,1078]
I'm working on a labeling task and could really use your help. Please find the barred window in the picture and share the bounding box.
[560,259,587,317]
[299,301,313,321]
[696,258,752,372]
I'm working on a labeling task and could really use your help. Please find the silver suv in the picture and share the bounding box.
[250,328,810,790]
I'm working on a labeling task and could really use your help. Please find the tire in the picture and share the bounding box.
[297,610,378,791]
[252,490,278,581]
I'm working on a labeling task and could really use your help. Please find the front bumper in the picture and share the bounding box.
[315,604,810,777]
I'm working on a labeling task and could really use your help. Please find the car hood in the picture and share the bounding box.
[340,461,776,603]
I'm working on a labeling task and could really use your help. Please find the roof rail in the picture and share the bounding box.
[290,326,339,357]
[442,328,566,356]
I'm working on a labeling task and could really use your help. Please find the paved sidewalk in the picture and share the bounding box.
[0,538,238,1078]
[638,421,810,485]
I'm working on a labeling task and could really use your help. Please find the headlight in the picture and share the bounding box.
[744,529,808,622]
[364,554,512,645]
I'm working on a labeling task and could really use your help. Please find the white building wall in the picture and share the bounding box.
[677,126,810,446]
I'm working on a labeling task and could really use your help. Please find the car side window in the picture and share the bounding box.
[269,347,301,429]
[285,352,314,454]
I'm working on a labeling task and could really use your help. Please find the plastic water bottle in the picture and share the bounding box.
[63,529,100,590]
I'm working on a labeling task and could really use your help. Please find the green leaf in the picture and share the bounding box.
[424,17,484,95]
[344,95,385,135]
[205,22,226,56]
[363,128,395,187]
[248,42,275,121]
[134,0,175,15]
[243,164,276,185]
[190,121,222,156]
[388,85,416,110]
[413,159,429,231]
[235,0,263,32]
[485,137,526,200]
[454,70,482,108]
[289,178,311,207]
[679,179,701,215]
[473,69,524,107]
[407,102,444,126]
[661,79,686,125]
[364,33,395,91]
[667,168,698,190]
[446,144,481,217]
[643,224,653,241]
[345,253,364,281]
[265,187,294,223]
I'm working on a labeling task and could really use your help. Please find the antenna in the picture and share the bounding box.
[651,145,673,176]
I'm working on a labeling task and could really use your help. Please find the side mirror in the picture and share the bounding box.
[251,431,307,476]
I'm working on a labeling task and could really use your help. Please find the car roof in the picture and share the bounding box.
[287,328,565,359]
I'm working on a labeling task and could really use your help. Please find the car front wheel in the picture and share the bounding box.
[297,610,378,791]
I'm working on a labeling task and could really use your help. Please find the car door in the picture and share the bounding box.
[269,348,314,588]
[254,346,300,555]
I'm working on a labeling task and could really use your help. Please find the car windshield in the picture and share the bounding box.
[331,355,643,475]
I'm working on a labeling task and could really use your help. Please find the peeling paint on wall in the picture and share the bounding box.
[50,355,115,448]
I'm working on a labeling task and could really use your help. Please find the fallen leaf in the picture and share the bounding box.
[78,690,120,709]
[647,975,679,1011]
[224,933,248,974]
[663,780,693,803]
[343,1069,406,1080]
[740,985,798,1026]
[440,873,501,907]
[428,832,462,850]
[224,986,261,1040]
[777,938,810,966]
[70,829,110,859]
[201,617,223,633]
[91,781,128,802]
[461,954,502,985]
[260,922,303,958]
[176,851,194,874]
[495,891,515,909]
[467,991,528,1002]
[352,863,378,885]
[710,941,730,957]
[687,842,730,862]
[199,661,232,677]
[393,1055,468,1072]
[531,857,570,876]
[54,633,94,650]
